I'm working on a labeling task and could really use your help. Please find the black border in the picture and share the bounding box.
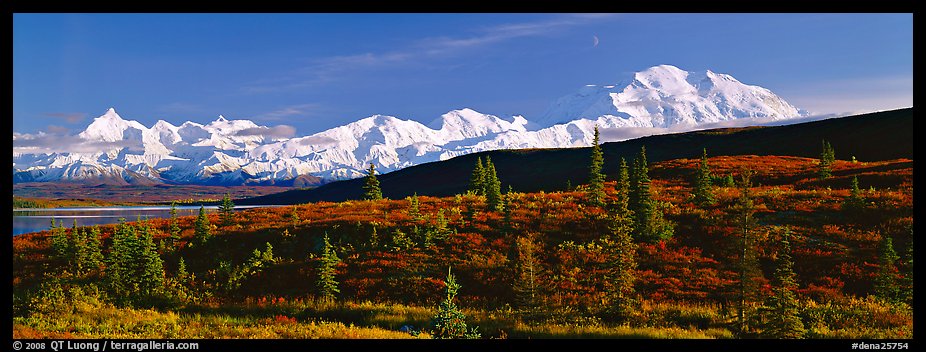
[7,1,918,352]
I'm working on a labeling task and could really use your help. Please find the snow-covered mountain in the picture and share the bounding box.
[12,65,808,186]
[535,64,807,128]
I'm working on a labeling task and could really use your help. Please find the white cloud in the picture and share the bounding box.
[234,125,297,139]
[242,14,619,93]
[297,135,338,148]
[13,132,142,154]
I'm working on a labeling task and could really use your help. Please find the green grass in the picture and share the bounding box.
[14,299,419,339]
[14,290,912,339]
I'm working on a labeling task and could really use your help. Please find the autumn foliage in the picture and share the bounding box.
[12,155,913,339]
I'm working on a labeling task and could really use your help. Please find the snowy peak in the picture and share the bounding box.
[14,64,810,186]
[630,64,692,93]
[430,108,527,140]
[78,108,147,142]
[537,64,806,128]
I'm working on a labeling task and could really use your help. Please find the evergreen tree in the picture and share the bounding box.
[408,192,422,220]
[614,157,632,220]
[368,226,380,249]
[69,219,82,266]
[602,207,638,321]
[722,174,736,187]
[513,235,541,310]
[135,220,165,295]
[226,242,275,292]
[168,202,182,249]
[759,229,805,338]
[361,163,383,200]
[193,205,212,246]
[630,147,652,240]
[843,175,865,212]
[818,140,835,180]
[316,233,341,301]
[469,157,486,196]
[290,205,301,228]
[106,219,137,298]
[587,125,606,206]
[430,267,480,339]
[176,257,189,281]
[730,172,765,335]
[50,219,70,259]
[85,226,104,272]
[693,148,715,206]
[171,257,193,302]
[71,225,88,272]
[874,234,901,304]
[219,192,235,227]
[629,146,673,243]
[484,156,502,211]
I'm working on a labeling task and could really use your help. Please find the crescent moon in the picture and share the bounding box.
[593,35,599,47]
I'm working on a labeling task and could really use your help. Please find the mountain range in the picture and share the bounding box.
[13,65,808,186]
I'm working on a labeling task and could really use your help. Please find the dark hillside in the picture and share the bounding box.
[240,108,912,205]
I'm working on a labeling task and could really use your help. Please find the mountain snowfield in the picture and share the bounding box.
[13,65,809,186]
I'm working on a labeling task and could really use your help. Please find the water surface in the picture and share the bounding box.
[12,205,272,236]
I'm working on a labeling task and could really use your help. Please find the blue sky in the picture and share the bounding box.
[13,13,913,136]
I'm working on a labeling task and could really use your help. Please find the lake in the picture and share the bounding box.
[12,205,273,236]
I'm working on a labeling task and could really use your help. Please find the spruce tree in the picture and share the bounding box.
[69,220,82,266]
[168,202,182,249]
[843,175,865,213]
[83,226,104,273]
[630,147,653,240]
[290,205,301,228]
[316,233,341,301]
[731,172,764,335]
[818,140,835,180]
[50,219,70,259]
[874,234,901,304]
[723,174,736,187]
[430,267,480,339]
[614,158,632,219]
[368,226,380,249]
[176,257,189,281]
[760,229,805,338]
[602,207,638,321]
[193,205,212,246]
[629,146,673,243]
[408,192,422,220]
[219,192,235,227]
[72,226,88,272]
[135,220,165,296]
[484,156,502,211]
[173,257,192,301]
[587,125,606,206]
[469,157,486,196]
[106,219,136,298]
[513,235,540,310]
[693,148,715,206]
[361,163,383,200]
